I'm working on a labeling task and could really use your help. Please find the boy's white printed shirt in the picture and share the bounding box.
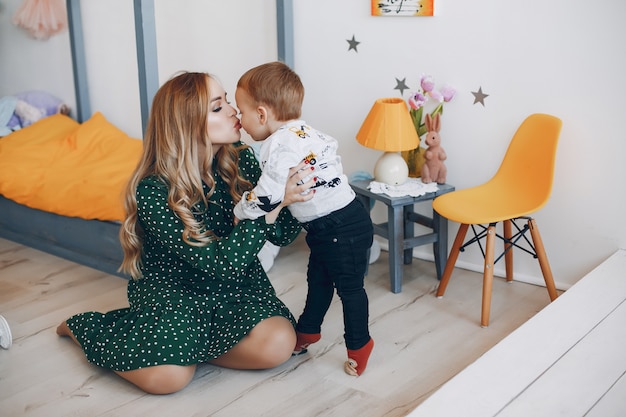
[234,120,354,223]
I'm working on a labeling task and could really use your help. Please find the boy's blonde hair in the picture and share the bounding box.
[237,61,304,121]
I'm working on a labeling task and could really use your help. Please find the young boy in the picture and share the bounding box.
[234,61,374,376]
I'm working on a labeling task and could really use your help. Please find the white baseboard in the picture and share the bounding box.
[375,237,572,291]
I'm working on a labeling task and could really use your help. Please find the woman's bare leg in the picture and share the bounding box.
[114,365,196,395]
[57,320,196,395]
[209,316,296,369]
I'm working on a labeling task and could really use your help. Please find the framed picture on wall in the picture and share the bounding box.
[371,0,434,16]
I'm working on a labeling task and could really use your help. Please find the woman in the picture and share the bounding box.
[56,72,315,394]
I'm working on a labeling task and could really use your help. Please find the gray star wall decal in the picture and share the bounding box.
[394,78,409,95]
[347,35,360,52]
[471,87,489,106]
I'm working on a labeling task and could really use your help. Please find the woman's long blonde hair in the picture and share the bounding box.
[119,72,252,279]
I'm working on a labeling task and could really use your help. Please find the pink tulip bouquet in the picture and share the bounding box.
[407,75,456,137]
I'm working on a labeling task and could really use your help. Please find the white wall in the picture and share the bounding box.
[0,0,277,139]
[1,0,624,288]
[291,0,626,288]
[0,0,75,110]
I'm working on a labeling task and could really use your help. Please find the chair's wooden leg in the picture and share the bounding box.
[481,224,497,327]
[503,219,514,282]
[528,219,558,301]
[436,223,469,298]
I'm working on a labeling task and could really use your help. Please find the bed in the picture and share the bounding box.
[0,196,128,278]
[0,2,150,279]
[0,112,142,279]
[0,1,294,279]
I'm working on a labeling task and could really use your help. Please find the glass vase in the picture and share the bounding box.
[402,144,426,178]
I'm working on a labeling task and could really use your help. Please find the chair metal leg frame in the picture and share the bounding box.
[462,219,537,265]
[436,217,559,327]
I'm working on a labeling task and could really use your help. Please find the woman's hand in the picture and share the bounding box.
[282,161,316,206]
[265,161,315,224]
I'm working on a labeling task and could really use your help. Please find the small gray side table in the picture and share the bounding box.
[350,179,455,293]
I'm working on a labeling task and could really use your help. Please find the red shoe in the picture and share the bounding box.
[293,331,321,355]
[344,338,374,376]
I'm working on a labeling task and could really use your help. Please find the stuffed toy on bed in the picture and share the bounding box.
[0,91,69,136]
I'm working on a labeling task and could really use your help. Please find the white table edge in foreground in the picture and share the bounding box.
[408,249,626,417]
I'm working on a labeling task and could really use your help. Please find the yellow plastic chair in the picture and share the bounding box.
[433,114,562,327]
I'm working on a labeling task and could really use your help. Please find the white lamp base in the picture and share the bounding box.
[374,152,409,186]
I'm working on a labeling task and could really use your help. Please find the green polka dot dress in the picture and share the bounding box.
[66,145,302,371]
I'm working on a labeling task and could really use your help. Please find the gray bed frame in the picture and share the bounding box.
[0,1,293,278]
[0,196,127,278]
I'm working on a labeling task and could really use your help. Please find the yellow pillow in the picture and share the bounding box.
[0,114,79,203]
[34,112,143,221]
[0,112,142,222]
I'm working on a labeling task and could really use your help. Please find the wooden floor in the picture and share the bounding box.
[0,234,559,417]
[409,249,626,417]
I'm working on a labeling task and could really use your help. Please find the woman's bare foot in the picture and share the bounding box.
[56,320,82,347]
[56,321,70,336]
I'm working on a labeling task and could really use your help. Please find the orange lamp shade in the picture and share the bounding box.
[356,98,419,152]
